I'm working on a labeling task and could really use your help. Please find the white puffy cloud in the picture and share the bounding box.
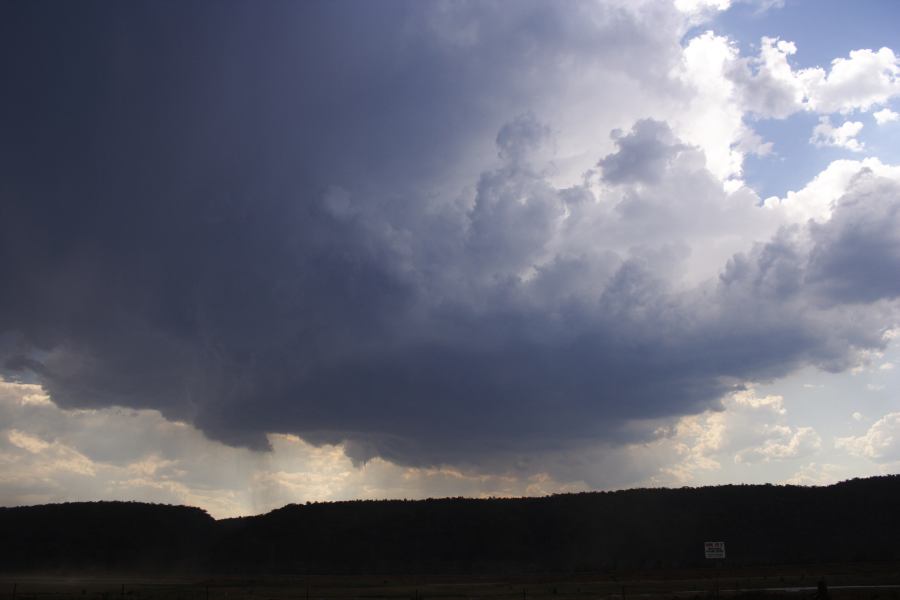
[674,34,899,183]
[674,0,731,25]
[737,425,822,462]
[675,0,731,13]
[675,31,748,182]
[804,47,900,114]
[836,412,900,461]
[729,37,806,119]
[763,157,900,223]
[728,39,900,118]
[648,388,821,483]
[810,116,864,151]
[874,108,899,125]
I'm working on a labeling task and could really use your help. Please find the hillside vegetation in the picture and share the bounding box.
[2,475,899,574]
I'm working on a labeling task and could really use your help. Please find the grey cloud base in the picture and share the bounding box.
[1,1,898,470]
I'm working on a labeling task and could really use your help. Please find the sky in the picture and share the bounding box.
[1,0,899,518]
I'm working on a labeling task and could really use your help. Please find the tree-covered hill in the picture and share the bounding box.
[2,475,899,574]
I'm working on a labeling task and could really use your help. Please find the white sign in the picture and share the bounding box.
[704,541,726,559]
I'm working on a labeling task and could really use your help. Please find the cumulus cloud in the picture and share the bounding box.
[674,0,731,26]
[836,412,900,461]
[598,119,686,184]
[643,387,824,484]
[804,47,900,114]
[675,0,731,14]
[763,157,900,223]
[810,117,865,151]
[672,34,900,181]
[675,31,748,182]
[1,1,900,485]
[736,425,821,462]
[728,37,806,119]
[728,39,900,117]
[874,108,899,125]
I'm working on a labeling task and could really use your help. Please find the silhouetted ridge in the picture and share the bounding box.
[2,476,899,574]
[0,501,215,573]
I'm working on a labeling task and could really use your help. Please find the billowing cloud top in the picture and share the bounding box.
[1,1,899,479]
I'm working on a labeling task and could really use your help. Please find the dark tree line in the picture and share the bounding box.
[2,475,899,574]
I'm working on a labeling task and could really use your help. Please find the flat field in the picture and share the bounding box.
[3,564,900,600]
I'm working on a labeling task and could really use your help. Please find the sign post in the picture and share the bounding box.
[704,541,726,559]
[705,542,726,600]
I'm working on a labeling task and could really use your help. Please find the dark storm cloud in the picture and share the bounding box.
[1,1,898,467]
[807,172,900,304]
[719,170,900,312]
